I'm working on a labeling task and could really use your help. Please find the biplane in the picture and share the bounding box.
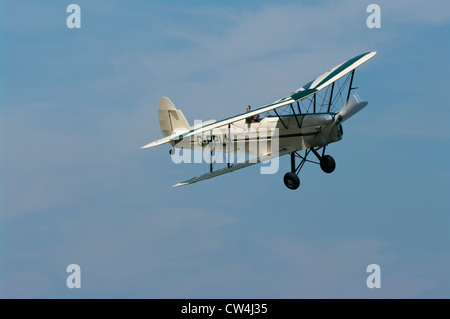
[142,51,376,189]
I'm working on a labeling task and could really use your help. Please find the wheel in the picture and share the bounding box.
[169,147,175,155]
[320,155,336,173]
[284,172,300,190]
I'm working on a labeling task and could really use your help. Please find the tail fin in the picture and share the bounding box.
[158,97,190,137]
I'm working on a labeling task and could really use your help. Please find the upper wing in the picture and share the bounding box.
[171,51,376,141]
[169,98,300,142]
[291,51,376,96]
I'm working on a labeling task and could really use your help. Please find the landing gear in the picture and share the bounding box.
[283,152,303,190]
[283,146,336,189]
[169,147,175,155]
[284,172,300,190]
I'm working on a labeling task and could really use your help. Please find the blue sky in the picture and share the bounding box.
[1,0,449,298]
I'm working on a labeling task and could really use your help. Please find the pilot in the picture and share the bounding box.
[245,105,252,124]
[246,105,259,123]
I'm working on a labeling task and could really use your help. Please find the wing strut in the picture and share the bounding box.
[313,94,316,113]
[227,124,231,168]
[289,103,301,128]
[273,109,288,129]
[327,82,335,112]
[346,69,355,104]
[296,101,302,115]
[209,130,213,173]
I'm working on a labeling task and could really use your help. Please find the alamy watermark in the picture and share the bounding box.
[66,4,81,29]
[366,4,381,29]
[366,264,381,288]
[169,121,280,174]
[66,264,81,288]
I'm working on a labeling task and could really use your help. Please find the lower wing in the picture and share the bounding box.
[172,147,295,187]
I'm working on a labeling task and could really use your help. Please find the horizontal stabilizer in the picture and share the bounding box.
[141,119,216,149]
[140,131,186,149]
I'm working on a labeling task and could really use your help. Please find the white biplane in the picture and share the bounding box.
[142,52,376,189]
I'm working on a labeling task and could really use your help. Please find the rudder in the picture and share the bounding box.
[158,97,190,137]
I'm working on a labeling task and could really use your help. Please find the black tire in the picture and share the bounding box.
[284,172,300,190]
[169,148,175,155]
[320,155,336,173]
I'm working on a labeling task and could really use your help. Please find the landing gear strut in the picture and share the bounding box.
[283,146,336,190]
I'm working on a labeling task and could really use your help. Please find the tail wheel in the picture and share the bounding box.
[320,155,336,173]
[284,172,300,190]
